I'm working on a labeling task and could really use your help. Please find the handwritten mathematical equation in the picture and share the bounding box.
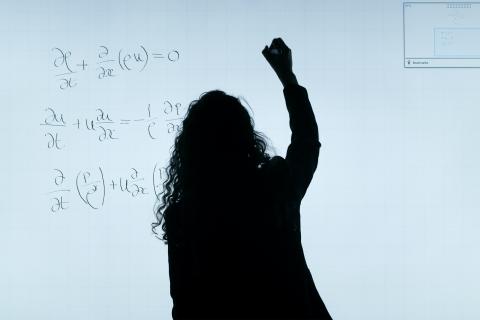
[41,100,184,150]
[46,164,166,213]
[52,45,180,90]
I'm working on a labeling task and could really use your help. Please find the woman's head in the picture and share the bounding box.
[152,89,273,244]
[183,90,259,176]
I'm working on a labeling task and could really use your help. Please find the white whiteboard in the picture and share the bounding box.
[1,1,479,319]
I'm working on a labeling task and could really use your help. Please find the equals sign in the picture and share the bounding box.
[120,119,131,125]
[152,53,164,59]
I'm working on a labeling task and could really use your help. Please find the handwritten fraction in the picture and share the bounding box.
[52,45,180,90]
[41,101,184,150]
[46,163,167,212]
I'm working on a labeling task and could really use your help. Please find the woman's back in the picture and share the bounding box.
[168,161,302,318]
[168,150,330,319]
[164,38,332,319]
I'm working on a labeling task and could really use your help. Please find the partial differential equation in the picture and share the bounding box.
[51,45,180,90]
[40,100,184,150]
[45,164,168,213]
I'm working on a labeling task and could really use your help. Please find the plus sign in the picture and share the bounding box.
[77,59,88,70]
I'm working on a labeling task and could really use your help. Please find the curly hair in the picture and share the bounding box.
[151,90,275,245]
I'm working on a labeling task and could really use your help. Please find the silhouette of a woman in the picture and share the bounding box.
[152,38,332,319]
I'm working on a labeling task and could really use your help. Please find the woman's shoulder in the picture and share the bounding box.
[263,155,288,170]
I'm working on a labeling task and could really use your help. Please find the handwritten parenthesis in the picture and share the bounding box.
[76,171,98,209]
[99,167,105,206]
[118,48,124,70]
[140,45,148,72]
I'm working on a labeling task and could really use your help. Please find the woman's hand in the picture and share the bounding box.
[262,37,298,87]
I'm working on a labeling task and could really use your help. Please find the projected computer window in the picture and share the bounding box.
[404,2,480,68]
